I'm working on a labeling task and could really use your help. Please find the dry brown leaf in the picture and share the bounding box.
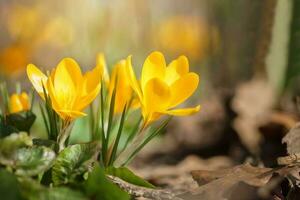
[282,123,300,155]
[232,78,275,154]
[185,164,300,200]
[131,155,233,192]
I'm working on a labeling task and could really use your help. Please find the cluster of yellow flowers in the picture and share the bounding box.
[26,51,200,126]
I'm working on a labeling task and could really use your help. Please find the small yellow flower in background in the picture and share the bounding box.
[126,51,200,126]
[0,45,30,76]
[9,92,30,113]
[156,15,220,60]
[27,58,101,120]
[6,4,42,41]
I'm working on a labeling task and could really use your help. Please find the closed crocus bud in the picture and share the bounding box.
[9,92,30,113]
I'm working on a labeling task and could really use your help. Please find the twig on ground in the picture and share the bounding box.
[277,154,300,165]
[107,175,183,200]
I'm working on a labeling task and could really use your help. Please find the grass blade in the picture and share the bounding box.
[122,117,171,166]
[39,103,50,136]
[120,116,142,154]
[109,104,127,166]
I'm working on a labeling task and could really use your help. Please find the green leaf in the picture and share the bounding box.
[0,169,23,200]
[40,187,88,200]
[122,117,171,166]
[19,178,88,200]
[6,111,36,132]
[0,132,32,166]
[14,146,56,176]
[106,167,155,188]
[52,142,100,185]
[84,165,130,200]
[0,133,55,176]
[109,104,127,166]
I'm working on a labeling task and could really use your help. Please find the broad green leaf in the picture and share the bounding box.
[40,187,87,200]
[6,111,36,132]
[106,167,155,188]
[19,178,87,200]
[0,169,23,200]
[52,142,100,185]
[0,132,32,166]
[84,165,130,200]
[0,133,55,176]
[14,146,56,176]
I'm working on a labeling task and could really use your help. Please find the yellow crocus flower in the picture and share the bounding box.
[96,53,110,86]
[109,59,139,114]
[126,51,200,126]
[97,53,139,114]
[27,58,101,120]
[9,92,30,113]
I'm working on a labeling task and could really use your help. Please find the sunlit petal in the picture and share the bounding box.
[9,94,23,113]
[20,92,30,110]
[125,55,143,100]
[75,83,101,111]
[97,53,110,86]
[26,64,47,96]
[141,51,166,90]
[57,58,83,89]
[57,110,87,119]
[161,105,201,116]
[165,55,189,84]
[169,72,199,108]
[46,78,61,114]
[143,78,171,115]
[82,65,101,96]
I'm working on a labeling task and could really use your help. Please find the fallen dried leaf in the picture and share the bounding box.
[232,78,275,154]
[282,123,300,155]
[186,163,300,200]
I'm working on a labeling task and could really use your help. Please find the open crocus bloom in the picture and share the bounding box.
[9,92,30,113]
[27,58,101,120]
[126,51,200,126]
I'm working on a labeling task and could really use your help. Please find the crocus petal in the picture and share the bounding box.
[141,51,166,91]
[109,60,133,113]
[26,64,47,96]
[82,65,101,96]
[169,72,199,108]
[56,58,83,89]
[125,55,143,100]
[143,78,171,116]
[46,78,61,113]
[165,55,189,85]
[75,83,101,111]
[57,110,87,119]
[161,105,201,116]
[53,58,77,108]
[20,92,30,110]
[9,94,23,113]
[96,53,110,86]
